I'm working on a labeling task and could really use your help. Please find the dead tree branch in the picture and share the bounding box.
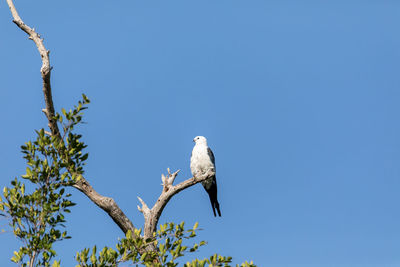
[6,0,58,137]
[138,168,216,239]
[72,179,136,234]
[6,0,137,236]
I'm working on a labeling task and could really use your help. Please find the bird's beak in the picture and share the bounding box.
[193,138,195,142]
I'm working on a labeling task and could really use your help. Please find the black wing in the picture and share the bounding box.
[207,147,215,165]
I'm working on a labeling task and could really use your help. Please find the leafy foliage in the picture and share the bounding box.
[0,95,90,266]
[75,222,256,267]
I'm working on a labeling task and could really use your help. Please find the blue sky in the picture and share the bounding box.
[1,0,400,266]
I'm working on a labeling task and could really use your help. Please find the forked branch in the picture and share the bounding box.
[138,168,216,238]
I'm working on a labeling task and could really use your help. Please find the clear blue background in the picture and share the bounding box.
[1,1,400,266]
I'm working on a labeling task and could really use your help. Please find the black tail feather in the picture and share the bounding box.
[205,179,221,217]
[214,198,221,217]
[208,193,222,217]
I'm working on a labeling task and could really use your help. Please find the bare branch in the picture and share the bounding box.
[72,180,136,234]
[6,0,138,236]
[29,251,36,267]
[161,168,180,193]
[136,196,150,215]
[141,169,215,238]
[6,0,59,137]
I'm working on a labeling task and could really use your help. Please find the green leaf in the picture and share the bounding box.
[25,167,32,177]
[90,245,97,264]
[140,252,147,262]
[82,94,90,104]
[11,251,20,263]
[80,153,89,161]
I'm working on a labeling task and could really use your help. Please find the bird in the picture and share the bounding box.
[190,136,221,217]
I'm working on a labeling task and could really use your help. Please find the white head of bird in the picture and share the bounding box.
[193,136,207,145]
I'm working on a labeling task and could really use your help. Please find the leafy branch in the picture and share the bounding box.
[0,95,90,266]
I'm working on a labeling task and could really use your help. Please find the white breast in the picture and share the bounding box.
[190,144,214,177]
